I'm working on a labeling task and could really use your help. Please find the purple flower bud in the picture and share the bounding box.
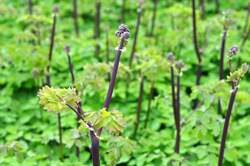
[115,24,130,39]
[121,31,130,39]
[175,60,185,70]
[229,45,239,57]
[53,5,59,14]
[64,45,71,53]
[166,52,175,63]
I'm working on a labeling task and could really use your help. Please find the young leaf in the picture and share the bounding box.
[38,86,80,113]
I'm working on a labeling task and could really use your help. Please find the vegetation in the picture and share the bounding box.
[0,0,250,165]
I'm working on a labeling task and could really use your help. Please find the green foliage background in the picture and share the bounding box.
[0,0,250,165]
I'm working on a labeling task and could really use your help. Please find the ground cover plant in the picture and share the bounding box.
[0,0,250,166]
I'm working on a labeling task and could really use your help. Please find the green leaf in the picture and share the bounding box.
[38,86,80,113]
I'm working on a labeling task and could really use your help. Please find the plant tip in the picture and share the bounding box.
[53,5,59,14]
[175,60,185,70]
[64,45,71,53]
[229,45,239,57]
[167,52,175,63]
[115,24,130,39]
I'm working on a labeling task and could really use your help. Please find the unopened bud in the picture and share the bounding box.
[115,24,130,39]
[166,52,175,64]
[229,45,239,57]
[53,5,59,14]
[175,60,185,70]
[64,45,71,54]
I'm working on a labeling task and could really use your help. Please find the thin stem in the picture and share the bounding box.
[28,0,33,15]
[192,0,202,63]
[57,113,63,160]
[199,0,205,19]
[218,99,223,115]
[126,3,143,97]
[170,15,175,30]
[219,28,227,80]
[242,5,250,37]
[175,72,181,154]
[120,0,126,23]
[196,63,202,86]
[228,58,232,73]
[105,30,111,81]
[65,102,99,164]
[144,82,154,128]
[217,87,238,166]
[66,50,82,158]
[105,30,110,64]
[215,0,220,14]
[103,38,125,109]
[218,28,228,114]
[45,13,63,160]
[149,0,158,36]
[170,66,178,129]
[94,0,101,58]
[66,54,75,84]
[192,0,203,109]
[128,5,142,68]
[240,27,250,49]
[45,15,57,86]
[133,74,144,138]
[73,0,80,37]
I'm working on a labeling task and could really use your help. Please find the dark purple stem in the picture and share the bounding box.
[45,14,56,86]
[57,113,63,160]
[199,0,205,19]
[133,74,144,138]
[125,4,143,97]
[170,66,178,129]
[103,38,125,109]
[144,82,154,128]
[28,0,32,15]
[219,28,227,80]
[175,72,181,154]
[105,31,110,64]
[218,28,227,114]
[196,63,202,86]
[215,0,220,13]
[94,0,101,58]
[90,37,125,166]
[105,30,111,81]
[73,0,80,37]
[241,27,250,49]
[217,87,238,166]
[90,131,100,166]
[149,0,158,36]
[45,13,63,160]
[192,0,203,93]
[192,0,202,64]
[128,6,142,68]
[242,5,250,37]
[66,54,75,84]
[66,51,82,158]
